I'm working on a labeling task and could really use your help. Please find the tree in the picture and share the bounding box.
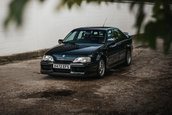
[4,0,172,54]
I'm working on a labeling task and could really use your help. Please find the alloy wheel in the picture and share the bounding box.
[127,50,131,65]
[98,59,105,77]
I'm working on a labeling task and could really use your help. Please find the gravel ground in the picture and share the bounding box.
[0,40,172,115]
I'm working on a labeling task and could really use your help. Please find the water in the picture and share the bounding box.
[0,0,153,56]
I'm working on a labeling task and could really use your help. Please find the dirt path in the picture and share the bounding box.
[0,41,172,115]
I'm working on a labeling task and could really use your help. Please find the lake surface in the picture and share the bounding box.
[0,0,153,56]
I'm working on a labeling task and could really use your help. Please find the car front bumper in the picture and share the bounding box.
[40,61,98,77]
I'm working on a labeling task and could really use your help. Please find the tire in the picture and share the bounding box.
[96,59,106,78]
[125,50,132,66]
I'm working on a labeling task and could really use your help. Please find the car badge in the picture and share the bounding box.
[62,55,65,58]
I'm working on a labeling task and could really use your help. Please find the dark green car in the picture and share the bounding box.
[41,27,133,77]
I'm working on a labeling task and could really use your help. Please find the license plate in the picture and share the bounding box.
[53,64,70,69]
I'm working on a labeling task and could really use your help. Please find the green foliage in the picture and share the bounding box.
[57,0,120,9]
[132,0,172,54]
[4,0,29,27]
[3,0,172,54]
[4,0,44,28]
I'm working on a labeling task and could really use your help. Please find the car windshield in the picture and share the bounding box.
[63,30,106,44]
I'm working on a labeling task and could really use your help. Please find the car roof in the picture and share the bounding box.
[74,27,117,31]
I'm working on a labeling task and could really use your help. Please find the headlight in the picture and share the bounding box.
[73,57,91,63]
[42,55,54,61]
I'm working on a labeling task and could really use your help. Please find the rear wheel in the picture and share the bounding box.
[125,50,132,66]
[97,59,106,78]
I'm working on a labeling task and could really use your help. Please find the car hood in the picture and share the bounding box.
[45,43,104,59]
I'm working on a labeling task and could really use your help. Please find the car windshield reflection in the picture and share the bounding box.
[63,30,106,44]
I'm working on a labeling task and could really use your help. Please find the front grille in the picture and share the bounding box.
[53,69,71,73]
[41,65,52,70]
[72,67,85,72]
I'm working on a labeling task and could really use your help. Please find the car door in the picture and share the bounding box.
[106,29,121,67]
[114,29,128,61]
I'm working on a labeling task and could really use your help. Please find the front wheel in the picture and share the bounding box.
[97,59,106,78]
[125,50,132,66]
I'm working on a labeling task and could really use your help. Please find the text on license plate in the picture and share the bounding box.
[53,64,70,69]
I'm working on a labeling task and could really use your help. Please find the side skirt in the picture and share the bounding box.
[106,60,125,70]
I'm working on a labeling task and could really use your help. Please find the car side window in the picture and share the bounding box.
[114,29,127,41]
[107,29,118,42]
[107,30,114,42]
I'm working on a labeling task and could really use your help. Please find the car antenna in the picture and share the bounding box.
[103,17,108,27]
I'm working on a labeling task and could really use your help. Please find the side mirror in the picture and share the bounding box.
[124,32,131,38]
[58,39,63,44]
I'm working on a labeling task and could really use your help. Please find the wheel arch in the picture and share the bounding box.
[126,44,133,52]
[96,52,107,66]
